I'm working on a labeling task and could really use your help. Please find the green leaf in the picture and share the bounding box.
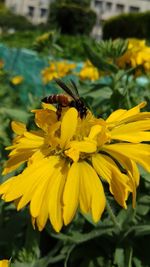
[50,224,113,245]
[133,225,150,237]
[114,247,133,267]
[82,213,97,226]
[139,166,150,183]
[133,258,142,267]
[0,107,30,122]
[137,195,150,216]
[84,42,118,72]
[114,248,125,267]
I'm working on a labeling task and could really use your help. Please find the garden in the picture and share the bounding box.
[0,1,150,267]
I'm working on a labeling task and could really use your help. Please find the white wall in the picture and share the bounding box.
[5,0,52,24]
[91,0,150,39]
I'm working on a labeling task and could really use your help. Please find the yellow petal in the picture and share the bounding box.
[36,195,49,231]
[31,157,65,231]
[60,108,78,148]
[110,120,150,142]
[30,173,52,218]
[42,102,57,111]
[79,161,106,221]
[95,151,139,208]
[63,162,80,225]
[92,154,131,208]
[0,260,10,267]
[69,140,97,153]
[33,109,57,132]
[88,125,103,139]
[103,143,150,172]
[106,102,146,126]
[1,155,57,204]
[11,121,26,135]
[79,162,92,214]
[18,133,44,148]
[49,164,68,232]
[17,158,56,210]
[2,150,34,175]
[65,147,80,162]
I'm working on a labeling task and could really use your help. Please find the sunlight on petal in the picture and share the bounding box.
[63,162,80,225]
[49,164,68,232]
[60,108,78,148]
[103,143,150,172]
[92,154,130,208]
[79,161,106,222]
[11,121,26,135]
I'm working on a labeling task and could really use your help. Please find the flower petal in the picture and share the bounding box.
[92,154,131,208]
[110,120,150,142]
[103,143,150,172]
[33,109,57,132]
[49,164,68,232]
[79,161,106,222]
[63,162,80,225]
[60,108,78,148]
[0,260,10,267]
[11,121,26,135]
[88,125,103,139]
[106,102,147,127]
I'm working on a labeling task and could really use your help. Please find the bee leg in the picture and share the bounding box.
[56,104,62,120]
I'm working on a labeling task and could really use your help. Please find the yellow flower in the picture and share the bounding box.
[127,39,146,49]
[79,60,100,81]
[41,61,76,84]
[117,38,150,73]
[1,102,150,232]
[0,60,4,69]
[10,76,24,85]
[36,32,51,43]
[0,260,10,267]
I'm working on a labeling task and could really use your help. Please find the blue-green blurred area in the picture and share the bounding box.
[0,43,85,104]
[0,43,56,101]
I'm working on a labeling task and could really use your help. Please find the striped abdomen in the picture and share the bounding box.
[42,94,69,107]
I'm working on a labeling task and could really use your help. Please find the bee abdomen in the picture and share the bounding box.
[42,94,69,107]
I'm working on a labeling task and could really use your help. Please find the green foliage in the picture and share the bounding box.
[57,0,91,7]
[0,31,95,60]
[82,39,150,115]
[0,10,34,30]
[84,39,128,73]
[103,11,150,39]
[32,30,63,55]
[0,31,45,49]
[48,3,96,35]
[56,35,95,60]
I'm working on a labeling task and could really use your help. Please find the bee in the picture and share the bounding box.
[42,79,87,119]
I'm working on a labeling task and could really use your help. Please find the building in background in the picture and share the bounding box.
[5,0,150,38]
[91,0,150,39]
[5,0,53,24]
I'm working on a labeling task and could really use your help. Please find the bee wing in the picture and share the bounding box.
[70,79,80,98]
[55,79,79,100]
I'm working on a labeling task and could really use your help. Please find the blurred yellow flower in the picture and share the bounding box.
[117,38,150,74]
[1,102,150,232]
[128,39,146,49]
[11,76,24,85]
[41,61,76,84]
[0,60,4,69]
[36,32,51,43]
[79,60,100,81]
[0,260,9,267]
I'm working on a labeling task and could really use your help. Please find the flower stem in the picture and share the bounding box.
[106,200,121,230]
